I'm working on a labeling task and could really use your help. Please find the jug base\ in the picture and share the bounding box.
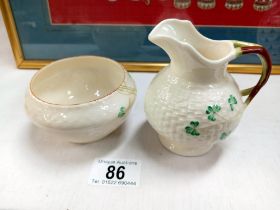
[158,135,214,157]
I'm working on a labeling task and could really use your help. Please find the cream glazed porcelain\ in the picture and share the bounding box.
[145,19,271,156]
[25,56,136,143]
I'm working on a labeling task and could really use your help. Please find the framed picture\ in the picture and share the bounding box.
[0,0,279,73]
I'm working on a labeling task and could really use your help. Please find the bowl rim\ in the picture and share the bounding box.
[28,55,127,107]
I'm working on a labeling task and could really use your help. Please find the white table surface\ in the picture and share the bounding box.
[1,15,280,210]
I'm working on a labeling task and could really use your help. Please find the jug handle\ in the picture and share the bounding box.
[232,41,272,105]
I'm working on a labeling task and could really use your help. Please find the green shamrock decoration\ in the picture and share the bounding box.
[206,105,221,121]
[118,106,126,118]
[220,132,228,140]
[228,95,237,111]
[185,121,200,136]
[220,131,231,140]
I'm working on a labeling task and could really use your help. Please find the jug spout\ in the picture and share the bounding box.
[148,19,236,81]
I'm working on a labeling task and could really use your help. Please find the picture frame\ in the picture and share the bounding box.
[0,0,279,73]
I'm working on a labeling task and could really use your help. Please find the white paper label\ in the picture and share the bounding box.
[88,159,141,187]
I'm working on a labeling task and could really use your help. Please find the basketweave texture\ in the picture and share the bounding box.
[145,67,245,156]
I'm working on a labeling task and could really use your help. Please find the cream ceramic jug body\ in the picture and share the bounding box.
[145,19,271,156]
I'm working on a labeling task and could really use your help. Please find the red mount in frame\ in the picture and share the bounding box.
[48,0,280,27]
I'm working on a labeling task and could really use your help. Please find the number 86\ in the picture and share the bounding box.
[106,165,125,180]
